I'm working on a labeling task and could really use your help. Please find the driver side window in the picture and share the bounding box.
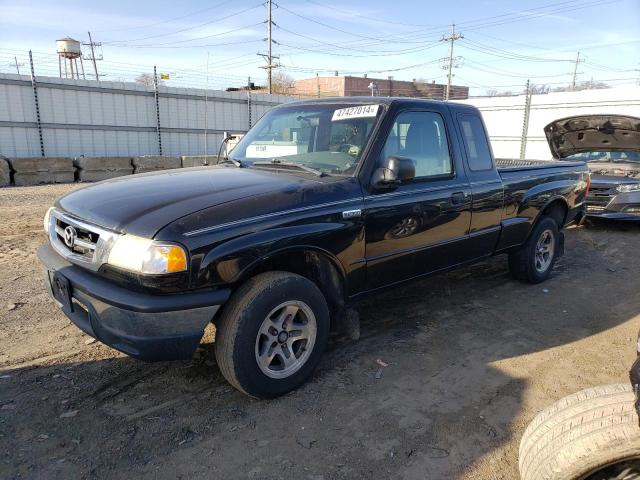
[382,111,452,178]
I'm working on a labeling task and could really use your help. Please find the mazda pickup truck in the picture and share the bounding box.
[545,114,640,220]
[38,98,589,398]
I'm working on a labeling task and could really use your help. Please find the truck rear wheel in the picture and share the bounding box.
[509,216,559,284]
[214,271,330,398]
[519,384,640,480]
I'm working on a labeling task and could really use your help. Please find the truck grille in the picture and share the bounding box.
[48,209,119,271]
[54,218,99,259]
[586,185,615,211]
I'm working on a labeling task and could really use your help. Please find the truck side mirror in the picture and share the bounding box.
[372,156,415,189]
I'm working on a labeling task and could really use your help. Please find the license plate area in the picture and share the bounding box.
[49,271,73,313]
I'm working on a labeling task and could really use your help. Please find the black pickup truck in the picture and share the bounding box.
[38,98,589,398]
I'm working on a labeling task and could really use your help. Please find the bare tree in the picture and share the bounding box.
[528,84,550,95]
[271,71,295,94]
[485,88,515,97]
[135,73,161,87]
[552,80,610,92]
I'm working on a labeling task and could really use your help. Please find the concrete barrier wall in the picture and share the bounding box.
[0,73,295,159]
[9,157,75,186]
[0,155,219,186]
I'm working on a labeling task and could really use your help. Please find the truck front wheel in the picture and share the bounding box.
[214,271,330,398]
[508,216,559,284]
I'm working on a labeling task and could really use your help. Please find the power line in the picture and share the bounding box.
[113,22,266,48]
[302,0,436,28]
[93,0,235,34]
[104,3,265,45]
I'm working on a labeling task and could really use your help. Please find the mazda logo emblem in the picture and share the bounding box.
[63,226,77,248]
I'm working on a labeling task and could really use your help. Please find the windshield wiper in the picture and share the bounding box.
[253,159,326,177]
[220,157,244,167]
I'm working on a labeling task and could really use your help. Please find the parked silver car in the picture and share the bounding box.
[545,115,640,220]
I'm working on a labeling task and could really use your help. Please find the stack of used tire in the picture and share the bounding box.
[9,157,75,186]
[132,155,181,174]
[74,157,133,182]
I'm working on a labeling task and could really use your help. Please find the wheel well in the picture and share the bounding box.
[241,249,346,320]
[540,199,568,228]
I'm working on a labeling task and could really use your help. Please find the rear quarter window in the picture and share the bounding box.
[458,114,493,171]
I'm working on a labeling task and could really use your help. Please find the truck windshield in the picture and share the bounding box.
[228,104,382,175]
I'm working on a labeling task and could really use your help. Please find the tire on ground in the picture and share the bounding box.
[214,271,330,398]
[509,216,559,284]
[519,383,640,480]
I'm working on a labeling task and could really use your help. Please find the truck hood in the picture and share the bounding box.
[56,166,315,238]
[544,115,640,159]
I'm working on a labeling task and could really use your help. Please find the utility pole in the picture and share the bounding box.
[86,31,101,81]
[571,51,584,91]
[247,76,253,128]
[441,24,463,101]
[13,56,24,75]
[153,66,162,155]
[520,80,532,161]
[268,0,272,93]
[204,52,210,160]
[258,0,279,94]
[28,50,45,157]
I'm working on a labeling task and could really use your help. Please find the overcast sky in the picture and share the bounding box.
[1,0,638,95]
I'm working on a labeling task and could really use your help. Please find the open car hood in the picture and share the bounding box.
[544,115,640,159]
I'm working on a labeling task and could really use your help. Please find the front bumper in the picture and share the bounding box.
[38,243,231,361]
[586,189,640,221]
[586,211,640,221]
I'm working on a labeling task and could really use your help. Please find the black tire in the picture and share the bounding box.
[519,384,640,480]
[509,216,559,284]
[214,271,330,398]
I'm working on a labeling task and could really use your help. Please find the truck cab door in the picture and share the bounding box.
[455,113,504,258]
[363,108,472,290]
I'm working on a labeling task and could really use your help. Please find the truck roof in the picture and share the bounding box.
[281,96,478,113]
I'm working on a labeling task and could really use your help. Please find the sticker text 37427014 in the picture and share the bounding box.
[331,105,380,121]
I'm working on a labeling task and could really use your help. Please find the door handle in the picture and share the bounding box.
[451,192,466,205]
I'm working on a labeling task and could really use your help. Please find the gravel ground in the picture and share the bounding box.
[1,183,639,480]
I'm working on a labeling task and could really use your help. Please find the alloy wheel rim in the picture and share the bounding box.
[254,300,317,379]
[583,458,640,480]
[534,229,555,273]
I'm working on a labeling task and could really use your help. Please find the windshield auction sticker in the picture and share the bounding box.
[332,104,380,121]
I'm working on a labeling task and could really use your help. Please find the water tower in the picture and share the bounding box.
[56,37,85,79]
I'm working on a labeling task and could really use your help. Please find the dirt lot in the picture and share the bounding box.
[1,183,639,480]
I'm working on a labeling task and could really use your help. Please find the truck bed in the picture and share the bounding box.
[496,158,584,171]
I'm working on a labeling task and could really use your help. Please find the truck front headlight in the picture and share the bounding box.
[43,207,54,234]
[107,234,188,274]
[617,183,640,193]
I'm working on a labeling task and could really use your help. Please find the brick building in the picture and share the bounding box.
[293,75,469,100]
